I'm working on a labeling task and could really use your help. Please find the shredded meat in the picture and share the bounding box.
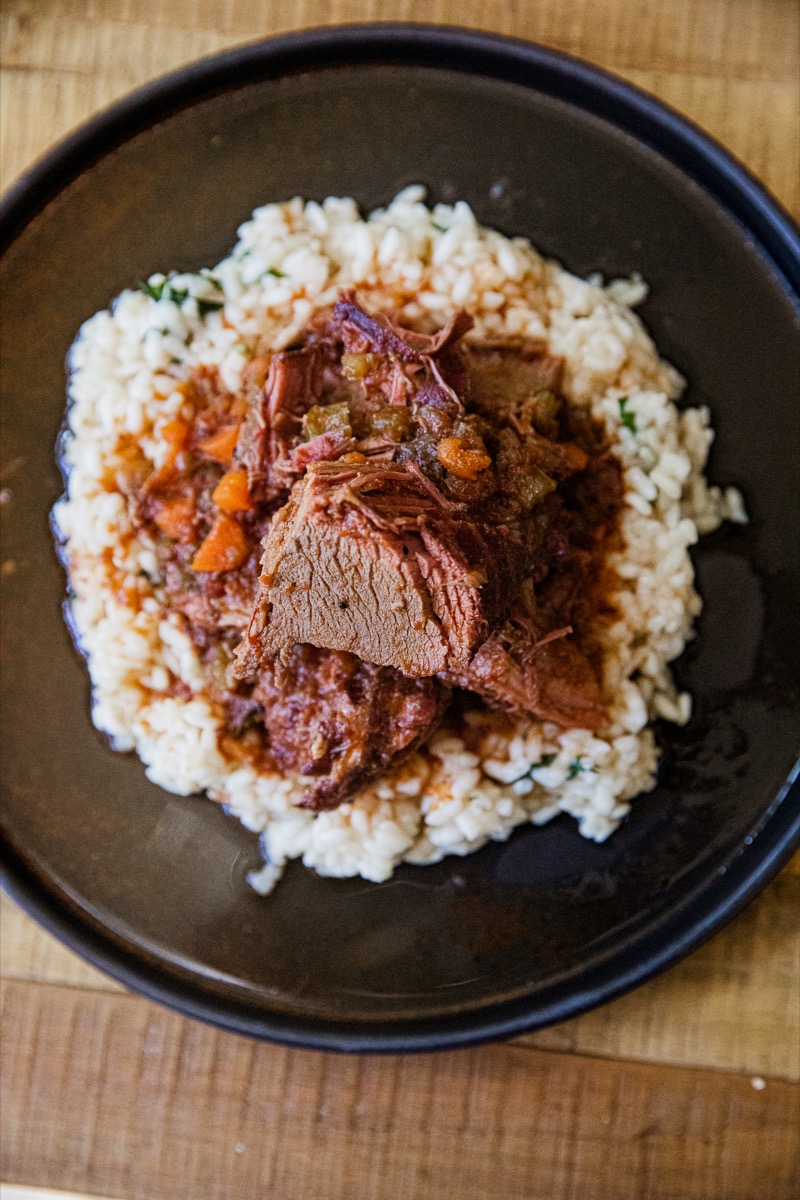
[235,345,325,501]
[128,293,625,813]
[235,301,596,682]
[335,290,474,363]
[251,645,449,809]
[236,459,526,679]
[447,596,609,729]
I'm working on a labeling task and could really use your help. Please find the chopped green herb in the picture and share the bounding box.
[139,275,223,315]
[137,278,189,306]
[509,753,557,784]
[137,279,164,301]
[201,271,224,291]
[231,342,248,354]
[618,396,637,434]
[432,223,448,233]
[567,756,594,780]
[264,267,285,279]
[197,298,224,318]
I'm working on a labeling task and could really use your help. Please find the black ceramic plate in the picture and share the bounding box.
[1,25,798,1052]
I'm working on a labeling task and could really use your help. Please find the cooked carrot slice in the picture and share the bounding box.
[161,418,191,452]
[191,513,248,572]
[153,496,196,542]
[562,442,590,472]
[212,469,251,513]
[437,436,492,480]
[197,424,240,466]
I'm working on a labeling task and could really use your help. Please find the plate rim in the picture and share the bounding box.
[1,24,799,289]
[2,22,799,1052]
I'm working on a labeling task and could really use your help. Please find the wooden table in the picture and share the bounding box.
[1,2,798,1197]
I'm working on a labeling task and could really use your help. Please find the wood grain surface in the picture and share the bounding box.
[2,979,799,1200]
[1,1,799,1197]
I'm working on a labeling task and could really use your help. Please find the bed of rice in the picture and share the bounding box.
[53,187,746,894]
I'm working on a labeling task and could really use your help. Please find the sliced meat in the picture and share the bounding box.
[235,459,525,680]
[251,644,449,809]
[235,345,324,501]
[451,611,609,730]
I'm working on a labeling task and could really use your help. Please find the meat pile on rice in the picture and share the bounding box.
[53,190,745,891]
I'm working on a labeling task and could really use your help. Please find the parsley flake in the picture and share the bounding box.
[567,756,594,780]
[618,396,637,434]
[201,271,224,291]
[197,298,224,318]
[137,278,188,305]
[138,275,224,317]
[509,753,557,785]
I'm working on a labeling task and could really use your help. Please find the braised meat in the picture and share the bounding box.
[236,295,606,686]
[128,292,625,814]
[252,645,449,810]
[235,345,326,502]
[465,338,564,434]
[447,587,609,730]
[127,363,449,810]
[236,459,527,679]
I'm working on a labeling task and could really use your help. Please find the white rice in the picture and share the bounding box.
[53,187,746,894]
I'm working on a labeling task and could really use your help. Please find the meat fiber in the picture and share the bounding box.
[235,345,325,501]
[251,645,449,810]
[131,294,626,816]
[448,609,609,730]
[234,459,526,680]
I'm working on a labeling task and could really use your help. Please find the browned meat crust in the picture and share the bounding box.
[251,645,449,810]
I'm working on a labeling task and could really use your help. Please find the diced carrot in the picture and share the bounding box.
[437,436,492,480]
[212,469,252,513]
[197,424,240,466]
[152,496,196,542]
[191,513,248,572]
[161,418,191,452]
[562,442,590,472]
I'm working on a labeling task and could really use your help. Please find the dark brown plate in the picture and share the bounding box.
[1,26,798,1051]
